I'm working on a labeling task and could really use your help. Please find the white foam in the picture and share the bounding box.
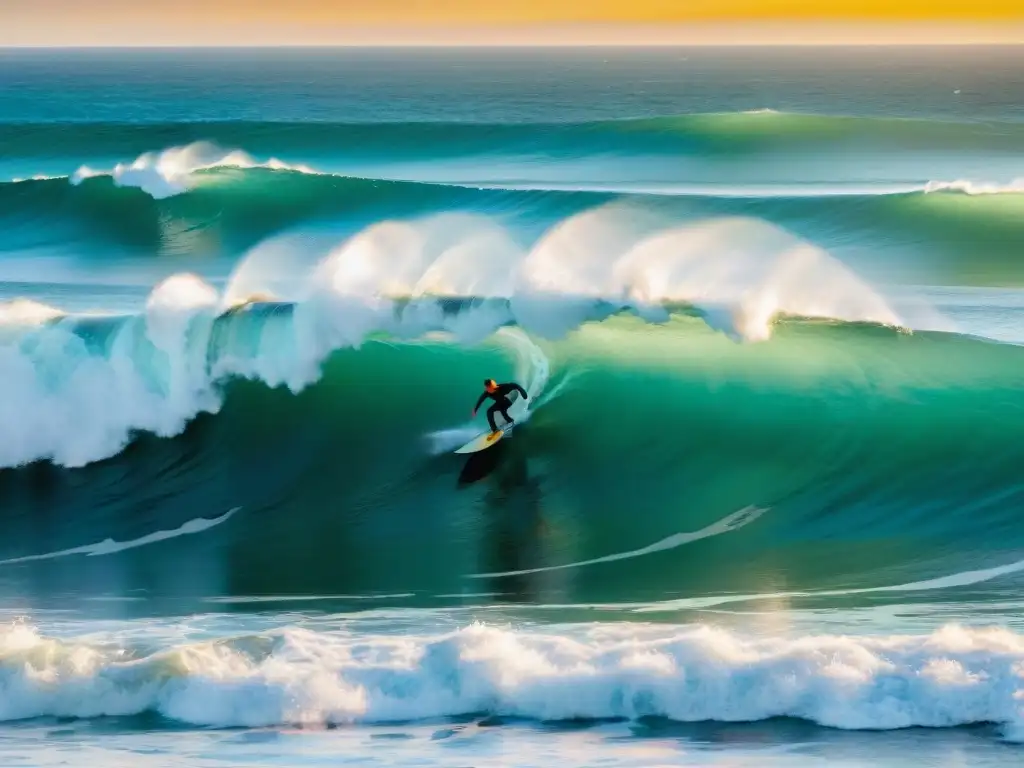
[505,208,906,342]
[70,141,320,199]
[509,203,670,339]
[612,216,905,341]
[0,273,220,468]
[0,299,63,326]
[925,178,1024,195]
[0,507,239,566]
[0,621,1022,735]
[9,174,63,184]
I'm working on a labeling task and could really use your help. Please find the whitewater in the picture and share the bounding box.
[2,45,1024,767]
[3,620,1024,732]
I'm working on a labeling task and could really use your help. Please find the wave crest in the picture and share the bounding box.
[70,141,319,199]
[0,207,922,469]
[925,178,1024,196]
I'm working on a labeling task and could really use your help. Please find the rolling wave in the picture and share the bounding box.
[4,109,1024,207]
[2,110,1022,284]
[3,158,1024,294]
[0,210,914,469]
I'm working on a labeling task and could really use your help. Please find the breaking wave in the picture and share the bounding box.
[0,209,908,469]
[2,621,1024,738]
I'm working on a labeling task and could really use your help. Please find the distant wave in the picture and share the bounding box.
[3,150,1024,285]
[4,108,1024,203]
[925,178,1024,195]
[71,130,1024,202]
[69,141,322,199]
[5,137,1024,202]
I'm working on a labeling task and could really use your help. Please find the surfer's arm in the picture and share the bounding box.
[472,391,488,416]
[508,382,528,399]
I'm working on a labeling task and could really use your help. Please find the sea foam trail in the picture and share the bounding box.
[629,550,1024,614]
[469,506,767,578]
[0,508,239,566]
[0,208,912,469]
[0,621,1022,736]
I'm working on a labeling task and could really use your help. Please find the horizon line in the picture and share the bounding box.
[4,40,1024,49]
[3,20,1024,48]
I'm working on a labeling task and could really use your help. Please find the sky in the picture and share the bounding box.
[2,0,1023,46]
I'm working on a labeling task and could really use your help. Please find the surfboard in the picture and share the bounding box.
[454,391,521,454]
[454,423,513,454]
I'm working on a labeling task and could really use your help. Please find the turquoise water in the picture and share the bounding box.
[2,46,1024,766]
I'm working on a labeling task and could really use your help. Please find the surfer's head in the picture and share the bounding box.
[484,379,497,393]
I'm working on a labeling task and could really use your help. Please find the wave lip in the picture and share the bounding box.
[1,622,1022,736]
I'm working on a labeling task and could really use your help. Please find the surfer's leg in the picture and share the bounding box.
[487,404,499,432]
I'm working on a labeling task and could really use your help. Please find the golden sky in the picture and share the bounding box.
[3,0,1024,45]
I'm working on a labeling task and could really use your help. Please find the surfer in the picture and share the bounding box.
[473,379,528,436]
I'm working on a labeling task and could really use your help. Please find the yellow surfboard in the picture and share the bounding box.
[454,423,513,454]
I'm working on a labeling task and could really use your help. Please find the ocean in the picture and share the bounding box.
[1,45,1024,766]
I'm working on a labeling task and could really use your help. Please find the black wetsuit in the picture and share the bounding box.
[475,382,528,432]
